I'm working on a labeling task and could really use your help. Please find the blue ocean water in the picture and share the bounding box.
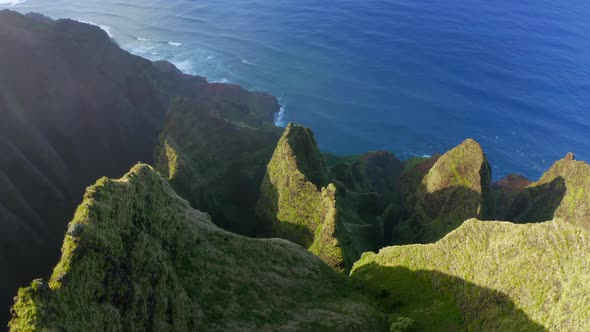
[4,0,590,180]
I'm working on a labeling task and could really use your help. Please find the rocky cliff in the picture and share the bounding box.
[0,9,279,324]
[9,165,387,331]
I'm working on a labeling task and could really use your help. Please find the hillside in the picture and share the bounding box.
[351,155,590,331]
[9,165,388,331]
[0,9,279,323]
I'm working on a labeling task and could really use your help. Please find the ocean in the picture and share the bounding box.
[3,0,590,180]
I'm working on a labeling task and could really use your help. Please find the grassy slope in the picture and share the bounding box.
[154,99,280,236]
[508,154,590,228]
[9,164,387,331]
[352,219,590,331]
[392,139,492,244]
[257,124,383,271]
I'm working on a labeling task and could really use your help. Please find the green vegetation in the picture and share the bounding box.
[331,151,403,206]
[257,124,384,271]
[154,98,280,236]
[507,153,590,228]
[391,139,492,244]
[353,218,589,331]
[492,174,532,220]
[9,165,388,331]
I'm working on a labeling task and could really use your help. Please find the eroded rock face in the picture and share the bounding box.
[492,174,533,220]
[507,153,590,228]
[155,99,281,236]
[331,150,403,205]
[391,139,493,244]
[256,124,382,271]
[352,218,590,331]
[256,123,330,247]
[9,165,387,331]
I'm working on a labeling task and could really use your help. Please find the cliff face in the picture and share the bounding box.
[256,124,383,271]
[390,139,493,244]
[507,153,590,228]
[352,219,590,331]
[154,98,281,236]
[9,165,387,331]
[351,156,590,331]
[0,10,279,323]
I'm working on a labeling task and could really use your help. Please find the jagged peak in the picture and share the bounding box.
[424,138,488,193]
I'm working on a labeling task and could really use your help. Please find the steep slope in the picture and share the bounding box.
[331,150,403,206]
[0,9,280,323]
[507,153,590,227]
[9,165,388,331]
[492,174,532,220]
[351,149,590,332]
[352,219,589,331]
[256,124,382,271]
[0,10,167,319]
[154,98,281,236]
[391,139,493,244]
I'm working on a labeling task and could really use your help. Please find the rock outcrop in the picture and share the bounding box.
[391,139,492,244]
[331,150,403,205]
[507,153,590,228]
[9,165,387,331]
[352,218,590,331]
[256,124,382,271]
[155,98,281,236]
[492,174,532,220]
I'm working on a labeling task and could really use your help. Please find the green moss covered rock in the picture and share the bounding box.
[331,151,403,205]
[257,124,382,271]
[352,218,590,331]
[256,123,330,246]
[507,153,590,228]
[391,139,492,244]
[155,98,281,236]
[492,174,532,220]
[9,164,388,331]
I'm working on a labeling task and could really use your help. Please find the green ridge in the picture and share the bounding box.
[391,139,492,244]
[352,218,590,331]
[257,124,382,271]
[9,164,388,331]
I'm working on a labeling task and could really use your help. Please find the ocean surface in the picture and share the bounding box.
[3,0,590,180]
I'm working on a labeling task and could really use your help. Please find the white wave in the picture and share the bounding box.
[171,60,195,75]
[135,36,151,42]
[274,104,287,127]
[0,0,26,6]
[241,59,253,65]
[213,78,230,83]
[76,20,114,37]
[168,41,182,47]
[207,55,215,60]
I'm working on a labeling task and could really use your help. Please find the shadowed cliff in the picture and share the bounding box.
[0,9,280,324]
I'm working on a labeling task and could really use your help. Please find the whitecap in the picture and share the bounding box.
[135,37,151,42]
[76,20,114,37]
[241,59,253,65]
[206,55,215,60]
[274,105,287,127]
[170,60,195,75]
[168,41,182,47]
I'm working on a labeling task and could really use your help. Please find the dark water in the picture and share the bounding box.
[5,0,590,180]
